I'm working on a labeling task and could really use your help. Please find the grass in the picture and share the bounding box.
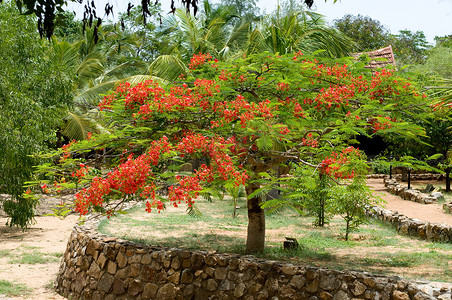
[0,280,30,297]
[99,197,452,283]
[4,245,62,265]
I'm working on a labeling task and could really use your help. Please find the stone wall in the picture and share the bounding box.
[391,174,444,181]
[384,178,443,204]
[443,203,452,214]
[55,215,451,300]
[366,206,452,243]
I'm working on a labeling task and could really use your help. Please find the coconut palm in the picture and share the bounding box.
[52,26,154,141]
[245,7,355,57]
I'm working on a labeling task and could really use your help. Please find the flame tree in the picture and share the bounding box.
[31,51,428,253]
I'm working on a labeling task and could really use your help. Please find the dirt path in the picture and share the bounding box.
[0,215,78,300]
[0,178,451,299]
[367,178,452,226]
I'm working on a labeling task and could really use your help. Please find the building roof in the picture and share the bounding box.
[352,45,396,70]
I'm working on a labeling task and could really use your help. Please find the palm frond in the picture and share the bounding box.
[75,81,117,107]
[148,55,188,81]
[62,112,96,141]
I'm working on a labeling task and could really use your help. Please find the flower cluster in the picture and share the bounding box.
[313,85,354,110]
[188,52,213,70]
[212,95,274,128]
[301,133,318,148]
[73,133,247,215]
[71,163,90,182]
[320,146,361,179]
[369,116,396,133]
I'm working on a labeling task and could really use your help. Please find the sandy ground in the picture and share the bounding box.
[0,214,79,300]
[0,178,450,299]
[367,178,452,226]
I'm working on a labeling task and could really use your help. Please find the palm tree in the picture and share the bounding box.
[245,7,355,57]
[52,26,154,141]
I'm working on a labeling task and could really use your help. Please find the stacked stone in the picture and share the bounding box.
[443,203,452,215]
[366,206,452,243]
[391,174,444,181]
[384,179,441,204]
[367,174,388,179]
[54,216,451,300]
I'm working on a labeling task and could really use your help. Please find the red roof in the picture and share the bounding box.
[352,45,396,70]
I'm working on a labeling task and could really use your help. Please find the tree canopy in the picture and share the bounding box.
[0,2,73,227]
[31,50,428,252]
[7,0,325,40]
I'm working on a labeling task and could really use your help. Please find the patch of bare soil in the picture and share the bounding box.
[367,178,452,226]
[0,194,78,300]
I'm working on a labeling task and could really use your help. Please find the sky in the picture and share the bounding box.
[67,0,452,44]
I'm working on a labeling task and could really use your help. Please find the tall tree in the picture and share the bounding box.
[32,51,427,253]
[0,2,72,227]
[247,8,355,57]
[390,30,430,65]
[333,14,390,51]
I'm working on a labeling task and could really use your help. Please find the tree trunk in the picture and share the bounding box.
[245,181,265,253]
[446,168,451,193]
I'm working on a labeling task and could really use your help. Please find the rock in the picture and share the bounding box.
[399,223,409,235]
[156,283,177,300]
[142,283,159,299]
[393,290,410,300]
[320,291,333,300]
[88,262,101,279]
[279,284,296,299]
[116,251,128,269]
[206,279,218,291]
[219,280,235,291]
[265,277,279,293]
[414,292,434,300]
[141,254,152,265]
[97,253,108,269]
[363,278,375,288]
[214,267,228,280]
[431,192,444,201]
[282,264,297,275]
[128,280,143,296]
[234,283,246,298]
[107,261,117,274]
[333,290,350,300]
[181,269,194,284]
[306,279,319,293]
[183,284,195,298]
[129,263,141,277]
[191,253,205,270]
[290,275,306,289]
[319,276,338,291]
[98,273,114,293]
[168,271,181,284]
[112,278,125,295]
[352,280,366,296]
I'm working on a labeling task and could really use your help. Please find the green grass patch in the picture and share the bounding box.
[10,252,60,265]
[0,280,30,297]
[0,249,12,258]
[8,247,62,265]
[99,197,452,282]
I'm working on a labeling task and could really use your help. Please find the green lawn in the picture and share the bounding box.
[99,197,452,282]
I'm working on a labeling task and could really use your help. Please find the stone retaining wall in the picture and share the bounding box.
[55,215,451,300]
[384,178,442,204]
[366,206,452,243]
[443,203,452,214]
[366,174,444,181]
